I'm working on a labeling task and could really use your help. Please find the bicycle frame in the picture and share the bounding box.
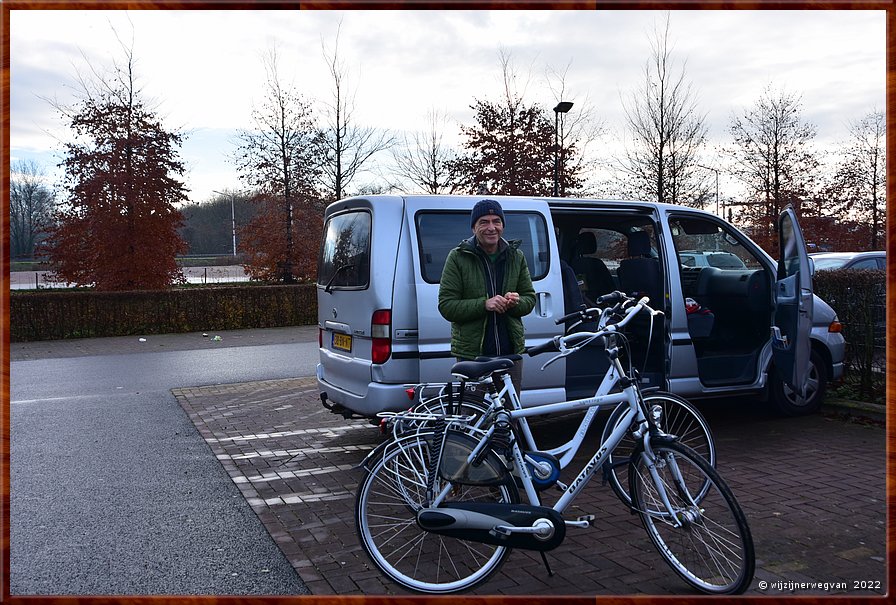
[440,304,640,470]
[486,353,627,469]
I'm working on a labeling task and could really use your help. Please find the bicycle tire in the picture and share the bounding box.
[602,392,715,507]
[355,434,519,594]
[628,440,755,594]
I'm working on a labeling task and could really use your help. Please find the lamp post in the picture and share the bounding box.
[696,164,720,216]
[553,101,574,197]
[212,190,239,256]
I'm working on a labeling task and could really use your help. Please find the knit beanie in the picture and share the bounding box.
[470,199,505,227]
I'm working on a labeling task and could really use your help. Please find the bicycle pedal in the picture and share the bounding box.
[576,514,596,527]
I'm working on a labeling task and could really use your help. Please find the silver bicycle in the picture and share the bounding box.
[355,295,754,595]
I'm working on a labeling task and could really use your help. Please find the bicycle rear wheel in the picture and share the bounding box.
[355,434,518,594]
[603,392,715,507]
[628,441,754,594]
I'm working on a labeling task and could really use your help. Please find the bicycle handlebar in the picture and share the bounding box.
[531,294,662,362]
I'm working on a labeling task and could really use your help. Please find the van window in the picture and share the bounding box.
[416,211,550,283]
[317,210,371,289]
[669,215,762,270]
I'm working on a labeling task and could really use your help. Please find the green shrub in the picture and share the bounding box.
[10,283,318,341]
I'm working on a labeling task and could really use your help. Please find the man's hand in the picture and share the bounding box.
[485,292,520,313]
[485,295,511,313]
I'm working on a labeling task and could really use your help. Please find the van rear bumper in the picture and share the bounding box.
[317,364,413,418]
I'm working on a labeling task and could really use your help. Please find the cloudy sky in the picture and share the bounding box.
[9,8,886,204]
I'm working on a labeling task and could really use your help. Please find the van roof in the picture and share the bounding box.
[332,194,711,217]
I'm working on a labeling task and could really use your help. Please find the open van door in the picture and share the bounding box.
[771,206,814,404]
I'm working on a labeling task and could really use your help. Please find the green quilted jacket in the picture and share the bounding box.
[438,236,536,360]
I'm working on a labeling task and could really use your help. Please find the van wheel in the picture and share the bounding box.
[770,349,827,416]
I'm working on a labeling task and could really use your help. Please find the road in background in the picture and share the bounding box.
[10,327,318,595]
[9,265,250,289]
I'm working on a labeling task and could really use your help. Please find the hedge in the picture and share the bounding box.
[10,283,318,342]
[812,269,886,403]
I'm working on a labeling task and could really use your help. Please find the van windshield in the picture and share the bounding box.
[317,210,371,289]
[416,211,550,283]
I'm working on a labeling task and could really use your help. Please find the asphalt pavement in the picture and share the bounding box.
[10,326,316,596]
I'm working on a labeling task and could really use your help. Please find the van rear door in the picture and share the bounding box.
[318,197,403,402]
[407,197,565,405]
[771,205,814,403]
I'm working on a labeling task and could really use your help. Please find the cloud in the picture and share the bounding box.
[9,8,885,203]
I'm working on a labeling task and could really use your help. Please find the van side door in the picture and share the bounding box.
[772,206,814,403]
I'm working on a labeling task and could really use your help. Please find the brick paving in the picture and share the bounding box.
[174,378,887,597]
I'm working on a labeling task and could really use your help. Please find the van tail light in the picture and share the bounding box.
[319,328,323,347]
[371,309,392,364]
[828,320,843,333]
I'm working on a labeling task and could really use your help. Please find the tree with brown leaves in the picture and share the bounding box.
[234,48,325,283]
[42,42,188,290]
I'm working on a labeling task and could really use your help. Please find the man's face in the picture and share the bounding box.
[473,214,503,249]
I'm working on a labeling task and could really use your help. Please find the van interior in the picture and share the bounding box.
[668,215,771,387]
[552,211,773,397]
[552,212,666,399]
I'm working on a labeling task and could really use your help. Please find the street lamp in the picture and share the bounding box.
[696,164,720,216]
[212,190,239,256]
[553,101,574,197]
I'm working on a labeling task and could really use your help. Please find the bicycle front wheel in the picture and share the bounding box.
[355,434,518,594]
[629,441,754,594]
[603,392,715,507]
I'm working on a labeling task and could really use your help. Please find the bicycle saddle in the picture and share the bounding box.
[450,357,515,381]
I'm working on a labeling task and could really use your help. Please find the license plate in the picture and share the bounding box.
[332,332,352,352]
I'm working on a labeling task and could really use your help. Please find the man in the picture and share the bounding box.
[438,199,536,395]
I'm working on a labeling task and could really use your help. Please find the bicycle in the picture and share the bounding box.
[383,292,715,507]
[355,294,754,595]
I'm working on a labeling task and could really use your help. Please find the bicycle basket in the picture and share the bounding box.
[438,430,509,486]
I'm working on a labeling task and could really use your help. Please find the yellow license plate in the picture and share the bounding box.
[332,333,352,352]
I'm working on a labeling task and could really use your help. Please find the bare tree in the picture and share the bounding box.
[725,84,819,249]
[618,14,709,207]
[319,24,394,202]
[827,109,886,249]
[389,108,459,194]
[10,159,55,259]
[234,47,324,282]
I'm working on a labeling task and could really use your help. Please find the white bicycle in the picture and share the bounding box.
[356,294,753,594]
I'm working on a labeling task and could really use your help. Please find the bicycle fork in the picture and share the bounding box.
[638,439,702,528]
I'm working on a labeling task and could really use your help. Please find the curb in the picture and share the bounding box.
[822,397,886,423]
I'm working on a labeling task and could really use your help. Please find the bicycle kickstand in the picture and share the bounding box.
[539,551,554,577]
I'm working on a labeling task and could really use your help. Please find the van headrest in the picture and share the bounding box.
[628,231,652,258]
[576,231,597,255]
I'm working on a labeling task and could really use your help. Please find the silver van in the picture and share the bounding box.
[316,195,844,418]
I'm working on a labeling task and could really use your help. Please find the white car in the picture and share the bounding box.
[679,250,747,270]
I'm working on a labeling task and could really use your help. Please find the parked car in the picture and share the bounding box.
[809,251,886,271]
[679,250,747,270]
[317,195,845,418]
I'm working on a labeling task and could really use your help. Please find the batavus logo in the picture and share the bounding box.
[567,446,607,494]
